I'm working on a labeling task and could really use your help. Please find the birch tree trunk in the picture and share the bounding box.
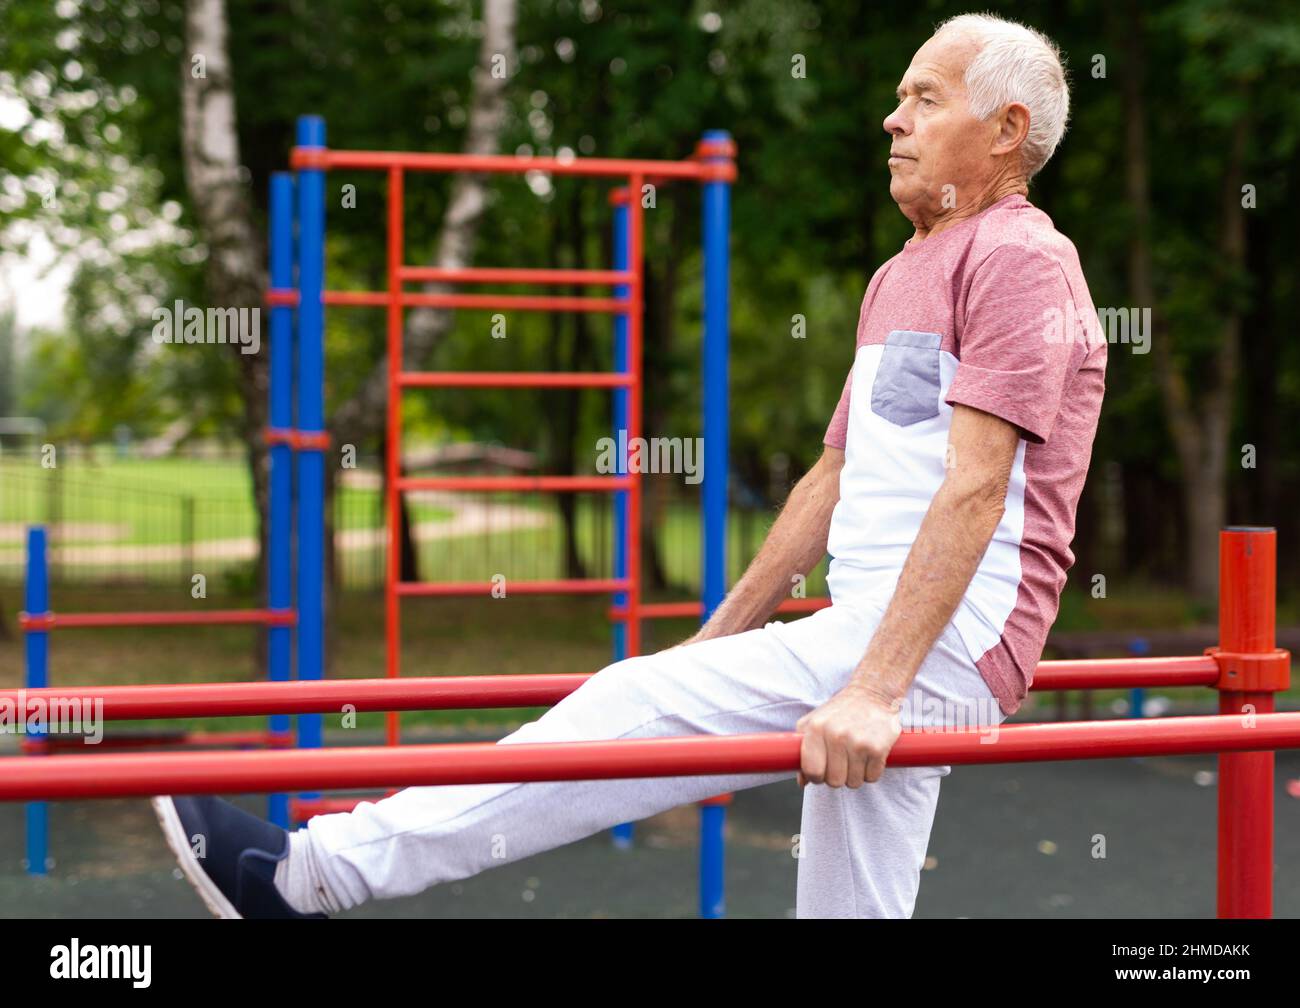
[323,0,516,608]
[180,0,270,594]
[329,0,517,443]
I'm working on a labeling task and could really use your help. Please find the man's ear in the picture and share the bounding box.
[993,102,1031,158]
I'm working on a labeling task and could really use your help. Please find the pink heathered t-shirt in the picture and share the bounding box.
[821,192,1106,715]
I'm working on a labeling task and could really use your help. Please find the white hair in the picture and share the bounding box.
[935,12,1070,179]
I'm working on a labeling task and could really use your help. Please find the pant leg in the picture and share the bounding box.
[303,603,880,908]
[794,616,1008,918]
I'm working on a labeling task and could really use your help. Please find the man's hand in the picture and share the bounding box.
[795,681,903,788]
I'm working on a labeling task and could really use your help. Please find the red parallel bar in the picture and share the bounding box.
[322,290,627,312]
[1033,655,1220,690]
[7,713,1300,801]
[396,578,631,597]
[292,794,397,819]
[385,166,404,748]
[4,658,1215,725]
[398,371,633,389]
[0,655,1220,722]
[397,475,630,493]
[19,609,295,631]
[3,675,593,720]
[621,597,833,620]
[44,730,289,751]
[295,148,718,180]
[398,266,634,286]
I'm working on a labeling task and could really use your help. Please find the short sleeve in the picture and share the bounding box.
[822,369,852,449]
[944,245,1076,445]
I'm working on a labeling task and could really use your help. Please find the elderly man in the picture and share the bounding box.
[156,12,1105,919]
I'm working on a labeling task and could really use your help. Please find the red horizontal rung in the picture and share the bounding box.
[292,147,720,180]
[265,427,330,452]
[323,291,629,312]
[325,287,634,310]
[398,266,634,286]
[396,578,632,597]
[6,713,1300,801]
[397,475,630,493]
[322,290,387,307]
[398,371,633,389]
[265,288,299,307]
[406,292,629,312]
[19,608,296,631]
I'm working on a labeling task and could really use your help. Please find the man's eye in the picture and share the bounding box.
[920,97,936,107]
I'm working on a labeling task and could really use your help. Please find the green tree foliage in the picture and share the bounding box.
[2,0,1298,589]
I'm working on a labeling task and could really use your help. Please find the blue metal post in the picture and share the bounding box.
[700,141,731,619]
[610,191,634,850]
[698,129,733,919]
[23,526,49,875]
[266,172,295,828]
[295,116,326,806]
[1129,637,1151,719]
[699,803,727,918]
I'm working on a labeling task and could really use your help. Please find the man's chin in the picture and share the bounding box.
[888,180,923,214]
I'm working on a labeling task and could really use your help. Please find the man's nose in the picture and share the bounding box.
[883,103,908,136]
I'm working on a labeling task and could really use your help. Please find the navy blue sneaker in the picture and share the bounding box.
[152,795,327,919]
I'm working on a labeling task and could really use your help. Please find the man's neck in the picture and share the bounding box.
[907,177,1028,243]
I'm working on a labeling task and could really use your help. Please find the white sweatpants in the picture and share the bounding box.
[301,601,1005,918]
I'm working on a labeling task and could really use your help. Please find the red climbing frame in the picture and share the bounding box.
[290,141,736,750]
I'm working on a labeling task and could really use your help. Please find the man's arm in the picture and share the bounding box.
[847,404,1017,703]
[796,404,1019,788]
[684,445,844,645]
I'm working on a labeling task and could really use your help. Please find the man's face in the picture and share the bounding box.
[883,31,1005,222]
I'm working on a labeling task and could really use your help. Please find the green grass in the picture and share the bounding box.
[0,458,456,547]
[1,456,819,596]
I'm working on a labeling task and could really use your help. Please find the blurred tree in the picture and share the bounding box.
[0,306,15,418]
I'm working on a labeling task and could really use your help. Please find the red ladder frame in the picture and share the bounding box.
[290,142,734,748]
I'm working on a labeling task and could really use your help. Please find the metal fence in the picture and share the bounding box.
[0,444,826,598]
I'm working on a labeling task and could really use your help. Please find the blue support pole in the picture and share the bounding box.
[295,115,326,807]
[698,129,733,919]
[266,172,295,828]
[23,527,50,874]
[609,191,634,851]
[1129,637,1151,719]
[699,803,727,918]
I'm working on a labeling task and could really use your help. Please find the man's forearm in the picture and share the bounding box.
[690,458,841,643]
[849,482,1004,705]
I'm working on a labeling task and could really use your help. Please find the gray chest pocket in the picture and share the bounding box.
[870,330,942,426]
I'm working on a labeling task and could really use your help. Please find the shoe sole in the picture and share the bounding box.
[151,796,242,919]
